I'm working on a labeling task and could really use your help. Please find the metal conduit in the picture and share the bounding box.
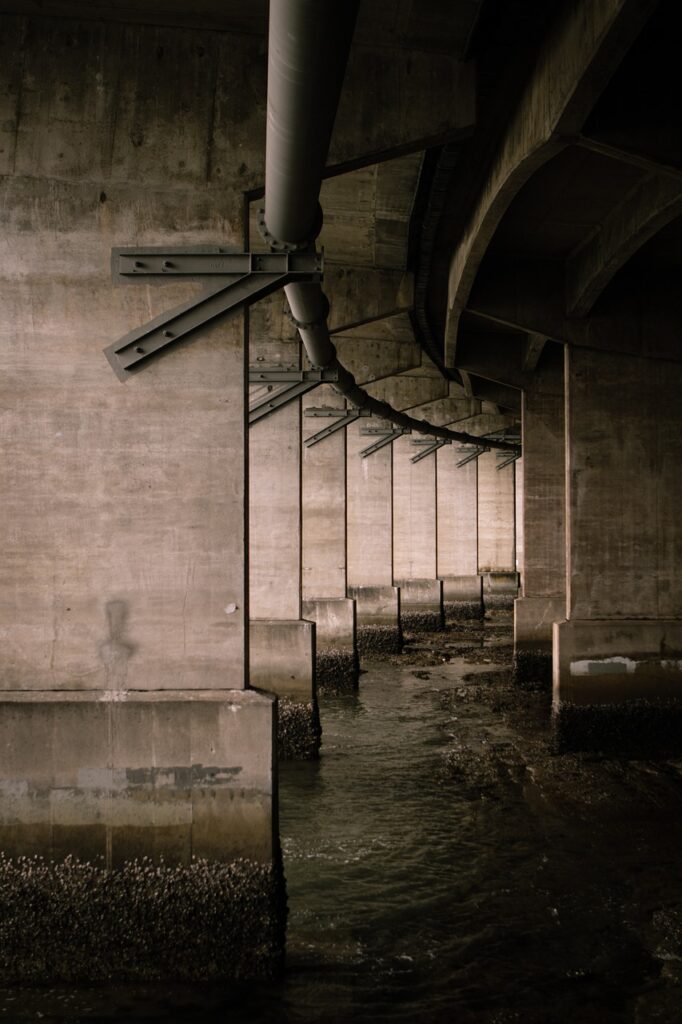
[262,0,520,454]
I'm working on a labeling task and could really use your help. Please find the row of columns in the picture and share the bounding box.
[248,357,520,757]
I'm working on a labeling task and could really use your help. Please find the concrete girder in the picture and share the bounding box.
[573,134,682,185]
[566,173,682,317]
[328,47,475,173]
[455,331,529,391]
[468,256,682,364]
[444,0,657,365]
[365,374,449,412]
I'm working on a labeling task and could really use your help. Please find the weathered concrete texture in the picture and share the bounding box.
[249,620,315,703]
[0,853,285,983]
[249,398,301,621]
[348,585,402,659]
[477,452,516,577]
[302,386,346,603]
[482,571,519,614]
[277,698,321,762]
[249,620,319,759]
[553,619,682,705]
[346,420,393,590]
[442,576,483,623]
[302,599,358,695]
[0,690,277,864]
[397,579,444,633]
[436,452,478,580]
[0,16,263,693]
[565,347,682,621]
[514,595,565,652]
[553,619,682,754]
[392,433,438,582]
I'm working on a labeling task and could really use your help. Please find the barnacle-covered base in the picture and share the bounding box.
[0,852,286,983]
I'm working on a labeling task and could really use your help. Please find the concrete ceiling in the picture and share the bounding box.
[0,0,483,56]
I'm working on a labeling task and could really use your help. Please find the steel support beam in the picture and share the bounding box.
[304,408,371,447]
[360,429,410,458]
[410,439,451,463]
[104,248,322,380]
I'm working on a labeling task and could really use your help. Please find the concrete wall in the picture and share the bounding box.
[0,14,281,939]
[392,435,437,580]
[346,419,394,588]
[477,453,515,573]
[436,449,478,576]
[0,14,257,692]
[302,386,347,600]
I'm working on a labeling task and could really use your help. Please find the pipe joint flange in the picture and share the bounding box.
[287,293,331,331]
[257,203,324,253]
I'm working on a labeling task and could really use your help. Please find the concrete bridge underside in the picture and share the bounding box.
[0,0,680,982]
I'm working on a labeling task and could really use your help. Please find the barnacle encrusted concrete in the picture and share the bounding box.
[0,853,286,982]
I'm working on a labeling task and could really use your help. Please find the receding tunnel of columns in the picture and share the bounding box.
[1,0,682,1007]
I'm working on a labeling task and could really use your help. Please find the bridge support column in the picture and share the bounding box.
[249,388,319,759]
[301,388,358,692]
[346,419,402,656]
[514,352,566,688]
[437,446,483,621]
[554,346,682,754]
[393,433,444,632]
[478,451,518,613]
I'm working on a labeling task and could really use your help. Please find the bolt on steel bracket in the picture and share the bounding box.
[359,428,410,458]
[248,367,340,425]
[105,247,323,380]
[304,407,372,447]
[410,439,451,463]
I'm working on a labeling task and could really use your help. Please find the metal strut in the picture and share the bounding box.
[104,247,323,381]
[456,446,490,468]
[304,407,372,447]
[248,367,339,424]
[360,428,410,458]
[410,439,451,463]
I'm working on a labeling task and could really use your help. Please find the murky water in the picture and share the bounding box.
[3,619,682,1022]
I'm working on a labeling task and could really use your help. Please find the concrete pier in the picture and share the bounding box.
[346,418,402,655]
[514,353,566,688]
[302,387,358,692]
[553,346,682,753]
[249,304,319,759]
[0,12,283,979]
[437,447,482,620]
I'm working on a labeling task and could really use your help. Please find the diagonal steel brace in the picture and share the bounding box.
[104,247,322,380]
[410,439,451,463]
[360,428,410,458]
[304,408,372,447]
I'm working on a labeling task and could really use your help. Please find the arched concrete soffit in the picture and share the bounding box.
[566,174,682,317]
[444,0,658,364]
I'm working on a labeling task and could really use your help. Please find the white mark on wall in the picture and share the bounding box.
[570,657,682,676]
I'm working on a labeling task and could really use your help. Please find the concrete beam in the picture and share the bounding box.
[328,48,475,172]
[566,173,682,317]
[573,133,682,185]
[445,0,657,363]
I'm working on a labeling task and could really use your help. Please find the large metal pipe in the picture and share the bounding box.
[263,0,520,454]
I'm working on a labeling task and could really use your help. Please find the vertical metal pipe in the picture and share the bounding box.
[264,0,360,248]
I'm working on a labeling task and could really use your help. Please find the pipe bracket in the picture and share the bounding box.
[257,203,324,252]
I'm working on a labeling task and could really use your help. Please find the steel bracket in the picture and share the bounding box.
[304,408,372,447]
[456,446,490,468]
[359,428,410,458]
[410,439,451,463]
[496,452,521,470]
[105,247,323,380]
